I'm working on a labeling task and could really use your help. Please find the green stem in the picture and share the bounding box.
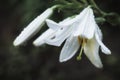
[81,0,87,3]
[54,0,69,5]
[72,0,81,4]
[81,0,88,5]
[90,0,107,17]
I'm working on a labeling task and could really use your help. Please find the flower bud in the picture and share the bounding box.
[13,5,57,46]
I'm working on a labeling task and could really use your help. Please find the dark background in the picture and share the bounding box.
[0,0,120,80]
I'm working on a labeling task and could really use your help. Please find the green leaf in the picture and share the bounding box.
[95,17,106,23]
[105,12,120,26]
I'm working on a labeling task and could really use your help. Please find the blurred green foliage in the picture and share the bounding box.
[0,0,120,80]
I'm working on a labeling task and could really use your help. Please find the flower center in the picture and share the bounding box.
[77,36,87,60]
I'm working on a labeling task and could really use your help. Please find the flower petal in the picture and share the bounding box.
[46,17,75,31]
[59,35,80,62]
[13,7,54,46]
[96,25,102,40]
[84,36,103,68]
[59,17,73,25]
[33,29,54,46]
[46,19,60,30]
[82,8,96,39]
[45,14,79,47]
[73,7,90,37]
[95,25,111,54]
[45,23,75,46]
[59,17,77,26]
[74,7,96,39]
[95,32,111,55]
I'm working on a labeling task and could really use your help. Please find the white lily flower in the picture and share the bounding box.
[13,5,57,46]
[44,6,111,68]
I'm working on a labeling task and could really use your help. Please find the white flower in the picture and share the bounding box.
[35,6,111,68]
[13,5,57,46]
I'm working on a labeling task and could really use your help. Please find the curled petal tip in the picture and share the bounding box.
[59,59,64,63]
[59,58,67,63]
[33,40,45,47]
[13,41,19,46]
[13,38,22,46]
[95,64,103,68]
[103,49,111,55]
[32,41,39,47]
[107,49,111,55]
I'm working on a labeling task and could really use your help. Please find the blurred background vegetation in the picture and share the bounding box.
[0,0,120,80]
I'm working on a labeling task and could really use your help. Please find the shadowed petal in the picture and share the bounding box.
[96,25,102,40]
[84,37,103,68]
[95,26,111,54]
[95,33,111,55]
[59,35,80,62]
